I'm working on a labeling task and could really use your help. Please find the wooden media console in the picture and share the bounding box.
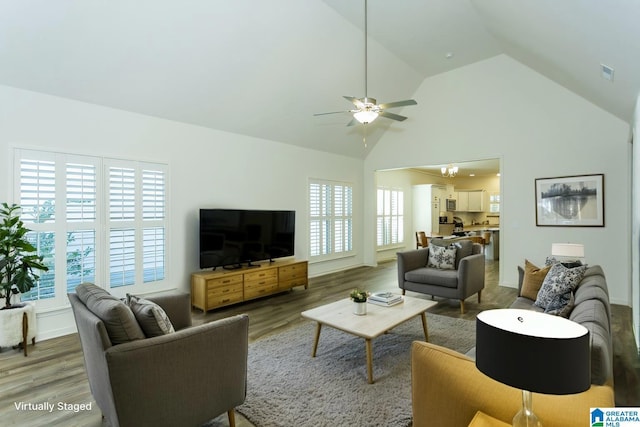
[191,259,308,312]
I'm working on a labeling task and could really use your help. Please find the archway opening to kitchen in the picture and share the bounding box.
[374,158,501,269]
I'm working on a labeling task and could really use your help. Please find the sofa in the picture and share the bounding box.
[513,262,613,386]
[410,262,614,426]
[397,239,485,313]
[69,283,249,427]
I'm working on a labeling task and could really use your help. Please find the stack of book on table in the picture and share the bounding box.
[368,292,403,307]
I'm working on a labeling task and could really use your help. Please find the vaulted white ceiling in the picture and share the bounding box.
[0,0,637,158]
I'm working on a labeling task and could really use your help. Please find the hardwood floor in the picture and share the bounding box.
[0,259,638,427]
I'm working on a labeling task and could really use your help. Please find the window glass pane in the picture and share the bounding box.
[143,227,165,283]
[142,169,165,220]
[321,185,330,216]
[345,218,352,251]
[309,220,320,257]
[384,190,391,215]
[376,188,404,247]
[20,159,56,223]
[16,150,168,306]
[66,163,96,222]
[21,231,56,301]
[109,228,136,287]
[334,220,343,253]
[334,186,344,217]
[309,180,352,257]
[322,219,331,254]
[109,167,136,221]
[66,230,96,293]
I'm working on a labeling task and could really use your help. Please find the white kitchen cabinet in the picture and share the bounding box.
[456,191,469,211]
[454,190,487,212]
[468,191,483,211]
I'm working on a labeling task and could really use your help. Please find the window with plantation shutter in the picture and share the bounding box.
[20,158,56,223]
[142,169,165,283]
[376,187,404,247]
[14,149,168,309]
[106,161,167,289]
[18,156,57,301]
[109,167,136,221]
[309,179,353,259]
[65,162,98,293]
[109,228,136,287]
[66,163,97,222]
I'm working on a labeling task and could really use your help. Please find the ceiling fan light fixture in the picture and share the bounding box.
[354,110,379,124]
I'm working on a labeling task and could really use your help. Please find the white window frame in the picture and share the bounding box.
[308,178,354,261]
[13,148,170,310]
[376,187,404,249]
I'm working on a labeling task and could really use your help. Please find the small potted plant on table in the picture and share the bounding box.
[350,288,368,315]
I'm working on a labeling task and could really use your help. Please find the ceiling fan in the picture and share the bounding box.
[314,0,417,126]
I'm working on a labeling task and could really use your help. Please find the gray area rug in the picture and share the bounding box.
[236,312,476,427]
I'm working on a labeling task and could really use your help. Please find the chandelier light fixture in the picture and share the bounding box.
[441,164,459,178]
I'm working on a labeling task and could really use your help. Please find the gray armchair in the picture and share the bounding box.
[68,288,249,427]
[397,239,485,313]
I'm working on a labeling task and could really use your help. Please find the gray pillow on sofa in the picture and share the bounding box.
[126,294,175,337]
[534,263,587,316]
[75,283,145,344]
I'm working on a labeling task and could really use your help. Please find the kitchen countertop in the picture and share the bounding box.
[463,225,500,231]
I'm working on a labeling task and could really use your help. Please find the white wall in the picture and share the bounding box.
[364,55,632,305]
[632,93,640,349]
[0,85,364,339]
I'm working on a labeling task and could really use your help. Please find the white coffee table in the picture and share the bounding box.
[301,296,437,383]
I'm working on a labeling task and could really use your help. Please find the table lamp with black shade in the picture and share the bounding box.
[476,309,590,427]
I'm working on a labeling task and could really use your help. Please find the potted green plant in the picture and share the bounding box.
[350,288,368,315]
[0,203,48,309]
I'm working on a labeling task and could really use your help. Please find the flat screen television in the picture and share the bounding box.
[199,209,295,269]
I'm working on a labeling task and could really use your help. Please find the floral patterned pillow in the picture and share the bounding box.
[427,244,457,270]
[534,262,587,314]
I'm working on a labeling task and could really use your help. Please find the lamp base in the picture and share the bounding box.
[513,411,541,427]
[513,390,542,427]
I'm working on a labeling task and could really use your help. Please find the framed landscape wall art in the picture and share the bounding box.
[535,174,604,227]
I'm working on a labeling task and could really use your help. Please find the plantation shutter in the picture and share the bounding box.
[19,157,57,300]
[309,179,353,259]
[376,187,404,247]
[108,166,137,287]
[14,148,169,308]
[65,161,98,292]
[142,168,165,282]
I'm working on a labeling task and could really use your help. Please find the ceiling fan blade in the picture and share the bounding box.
[346,117,358,127]
[379,111,408,121]
[313,110,350,116]
[343,96,364,107]
[378,99,417,109]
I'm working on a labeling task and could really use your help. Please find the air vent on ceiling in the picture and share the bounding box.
[601,63,614,82]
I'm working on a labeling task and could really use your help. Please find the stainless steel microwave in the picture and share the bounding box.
[446,199,457,211]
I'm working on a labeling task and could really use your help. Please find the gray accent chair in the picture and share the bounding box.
[397,239,485,314]
[68,290,249,427]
